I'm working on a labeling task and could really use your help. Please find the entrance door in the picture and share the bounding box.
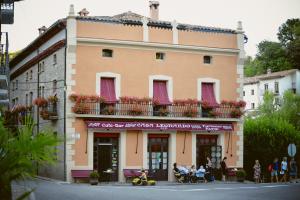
[93,134,119,182]
[196,135,222,169]
[148,135,169,180]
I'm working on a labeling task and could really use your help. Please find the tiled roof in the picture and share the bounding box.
[244,69,299,84]
[76,11,237,34]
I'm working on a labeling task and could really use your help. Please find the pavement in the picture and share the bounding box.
[12,177,300,200]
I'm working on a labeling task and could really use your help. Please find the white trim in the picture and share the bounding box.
[142,131,148,169]
[191,132,196,165]
[77,38,239,55]
[142,17,149,42]
[149,75,173,101]
[197,78,220,103]
[96,72,121,99]
[169,133,176,182]
[172,20,178,45]
[119,131,126,182]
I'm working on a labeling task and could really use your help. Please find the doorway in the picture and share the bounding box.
[196,135,222,169]
[148,134,169,181]
[93,133,119,182]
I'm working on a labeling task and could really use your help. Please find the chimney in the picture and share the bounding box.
[78,8,89,16]
[149,1,159,20]
[267,68,272,74]
[38,26,47,35]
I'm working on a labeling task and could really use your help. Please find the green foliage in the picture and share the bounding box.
[89,171,100,179]
[0,117,61,199]
[236,169,247,178]
[278,18,300,70]
[244,91,300,180]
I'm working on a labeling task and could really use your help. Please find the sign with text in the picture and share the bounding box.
[86,121,233,132]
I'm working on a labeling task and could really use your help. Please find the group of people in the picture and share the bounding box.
[173,157,215,183]
[253,157,298,183]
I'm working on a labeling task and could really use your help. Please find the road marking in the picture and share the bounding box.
[262,185,289,188]
[239,186,259,189]
[215,187,234,190]
[181,189,210,192]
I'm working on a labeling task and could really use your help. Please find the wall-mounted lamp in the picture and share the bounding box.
[71,132,80,140]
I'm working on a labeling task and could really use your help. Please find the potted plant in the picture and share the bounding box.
[89,171,99,185]
[101,105,115,115]
[201,101,214,117]
[236,169,246,182]
[183,108,198,117]
[157,107,169,116]
[128,105,143,116]
[230,108,243,118]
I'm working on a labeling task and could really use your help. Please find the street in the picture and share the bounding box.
[13,178,300,200]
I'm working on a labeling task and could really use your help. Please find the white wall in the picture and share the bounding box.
[243,83,259,110]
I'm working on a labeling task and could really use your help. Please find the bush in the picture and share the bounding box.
[236,169,246,178]
[89,171,99,179]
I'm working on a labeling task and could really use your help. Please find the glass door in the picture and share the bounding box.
[148,136,168,180]
[93,135,119,182]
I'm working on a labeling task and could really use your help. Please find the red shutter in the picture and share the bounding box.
[201,83,218,106]
[100,78,117,103]
[153,81,171,105]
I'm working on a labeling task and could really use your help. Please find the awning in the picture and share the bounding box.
[153,81,171,105]
[201,83,218,106]
[100,78,117,103]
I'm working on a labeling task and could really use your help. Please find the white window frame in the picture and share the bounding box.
[96,72,121,99]
[197,78,220,103]
[149,75,173,101]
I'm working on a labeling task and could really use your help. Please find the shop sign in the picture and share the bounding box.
[86,121,233,132]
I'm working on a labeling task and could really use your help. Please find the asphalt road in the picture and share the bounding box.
[13,179,300,200]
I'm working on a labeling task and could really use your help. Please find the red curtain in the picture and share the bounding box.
[153,81,171,105]
[100,78,117,103]
[201,83,218,106]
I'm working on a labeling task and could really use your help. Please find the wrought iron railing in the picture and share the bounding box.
[72,102,242,119]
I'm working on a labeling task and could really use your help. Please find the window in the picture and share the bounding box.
[275,97,280,105]
[251,103,255,109]
[26,72,29,81]
[15,80,18,90]
[53,80,57,93]
[243,91,245,96]
[12,82,15,91]
[203,55,212,64]
[275,82,279,94]
[251,89,254,95]
[15,97,18,105]
[42,61,45,72]
[264,83,268,92]
[100,78,117,103]
[30,70,33,80]
[41,86,45,98]
[153,80,170,105]
[156,52,165,60]
[102,49,113,57]
[25,94,28,106]
[30,92,33,106]
[53,54,57,65]
[201,82,217,106]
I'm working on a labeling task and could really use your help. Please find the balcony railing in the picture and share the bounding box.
[72,102,243,119]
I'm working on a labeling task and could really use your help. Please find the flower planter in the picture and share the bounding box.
[202,108,212,117]
[90,178,98,185]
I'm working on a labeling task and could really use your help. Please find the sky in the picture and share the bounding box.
[2,0,300,56]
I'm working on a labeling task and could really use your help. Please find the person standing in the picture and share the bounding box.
[221,157,227,181]
[206,156,213,181]
[289,158,298,182]
[280,157,288,183]
[271,158,279,183]
[253,160,261,183]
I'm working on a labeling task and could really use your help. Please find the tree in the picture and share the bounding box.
[278,18,300,69]
[256,40,292,73]
[0,117,61,200]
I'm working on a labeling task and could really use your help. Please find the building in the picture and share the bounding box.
[9,2,246,182]
[243,69,300,111]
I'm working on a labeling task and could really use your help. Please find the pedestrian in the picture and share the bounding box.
[206,156,213,181]
[289,158,298,182]
[270,158,279,183]
[221,157,227,181]
[253,160,261,183]
[279,157,288,183]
